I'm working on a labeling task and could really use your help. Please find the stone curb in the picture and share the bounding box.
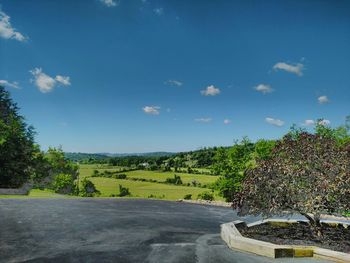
[177,199,232,207]
[221,219,350,262]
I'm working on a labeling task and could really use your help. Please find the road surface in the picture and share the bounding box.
[0,199,330,263]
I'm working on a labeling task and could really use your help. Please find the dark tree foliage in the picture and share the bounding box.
[32,147,79,188]
[117,184,130,197]
[80,178,100,197]
[165,174,183,185]
[52,173,77,195]
[0,86,36,187]
[233,132,350,237]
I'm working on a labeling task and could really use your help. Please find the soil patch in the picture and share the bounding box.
[240,221,350,253]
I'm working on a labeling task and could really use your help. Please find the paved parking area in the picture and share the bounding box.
[0,199,331,262]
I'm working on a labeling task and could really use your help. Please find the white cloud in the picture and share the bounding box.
[0,10,27,41]
[223,119,231,125]
[318,119,331,126]
[165,80,183,87]
[273,62,304,76]
[143,106,160,115]
[0,80,20,89]
[302,119,316,126]
[265,117,284,127]
[254,84,273,94]
[154,8,164,15]
[200,85,221,96]
[55,75,71,86]
[302,119,331,126]
[100,0,118,7]
[195,118,212,123]
[30,68,71,93]
[318,95,329,104]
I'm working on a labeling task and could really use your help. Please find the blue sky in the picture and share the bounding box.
[0,0,349,153]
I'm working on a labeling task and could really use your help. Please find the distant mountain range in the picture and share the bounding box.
[99,152,176,157]
[64,151,176,161]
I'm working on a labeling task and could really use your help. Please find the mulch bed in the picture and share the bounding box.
[239,221,350,253]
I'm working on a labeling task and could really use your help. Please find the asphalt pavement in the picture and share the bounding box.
[0,198,331,263]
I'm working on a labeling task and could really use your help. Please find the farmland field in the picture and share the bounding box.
[0,165,223,201]
[123,170,217,185]
[79,164,127,178]
[89,177,223,200]
[79,164,222,200]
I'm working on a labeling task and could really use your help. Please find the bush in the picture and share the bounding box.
[233,132,350,238]
[79,178,100,197]
[165,174,183,185]
[114,173,127,179]
[183,194,192,200]
[117,184,130,197]
[197,191,214,201]
[52,173,76,195]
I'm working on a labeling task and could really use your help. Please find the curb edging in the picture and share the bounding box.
[221,219,350,262]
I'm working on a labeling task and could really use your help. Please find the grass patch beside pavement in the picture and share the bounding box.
[0,189,67,198]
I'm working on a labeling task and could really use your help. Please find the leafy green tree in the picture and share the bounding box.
[233,132,350,238]
[253,139,276,160]
[52,173,77,194]
[165,174,182,185]
[212,138,255,201]
[32,147,79,188]
[80,178,100,197]
[197,191,214,201]
[0,86,36,188]
[117,184,130,197]
[315,117,350,146]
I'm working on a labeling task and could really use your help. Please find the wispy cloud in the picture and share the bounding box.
[154,8,164,15]
[143,106,160,115]
[100,0,119,7]
[0,10,27,41]
[200,85,220,96]
[254,84,273,94]
[223,119,231,125]
[318,95,329,104]
[0,80,20,89]
[302,119,331,126]
[30,68,71,93]
[318,119,331,126]
[165,80,183,87]
[265,117,284,127]
[273,62,304,76]
[302,119,316,126]
[195,118,212,123]
[55,75,71,86]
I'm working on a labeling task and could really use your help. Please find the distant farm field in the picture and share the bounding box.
[88,177,222,200]
[79,164,222,200]
[0,165,222,201]
[123,170,217,185]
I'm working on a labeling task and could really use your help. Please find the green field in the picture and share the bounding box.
[89,177,222,200]
[79,164,221,200]
[123,170,217,185]
[0,165,222,200]
[0,189,67,198]
[79,164,127,178]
